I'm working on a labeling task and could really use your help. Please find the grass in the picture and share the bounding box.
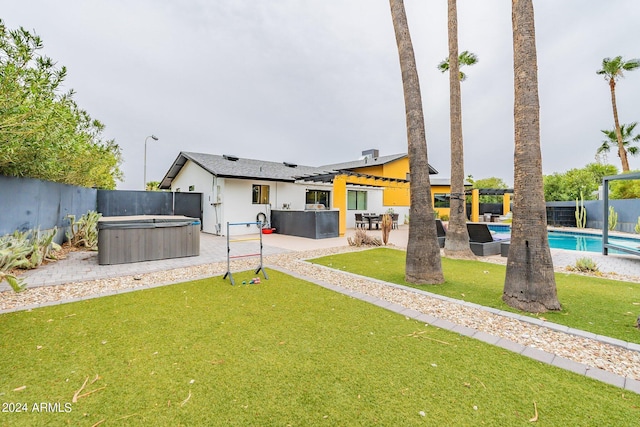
[310,247,640,344]
[1,270,639,425]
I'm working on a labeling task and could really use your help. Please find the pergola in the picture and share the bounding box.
[295,170,410,236]
[602,172,640,256]
[464,188,514,222]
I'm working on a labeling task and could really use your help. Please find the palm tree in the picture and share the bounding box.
[439,0,476,259]
[503,0,560,313]
[389,0,444,284]
[437,50,478,81]
[598,122,640,166]
[596,56,640,172]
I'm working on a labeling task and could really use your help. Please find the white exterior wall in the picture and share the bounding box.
[168,159,404,234]
[221,180,335,236]
[343,187,386,229]
[169,161,216,232]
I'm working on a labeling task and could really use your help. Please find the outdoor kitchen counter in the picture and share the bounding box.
[270,209,339,239]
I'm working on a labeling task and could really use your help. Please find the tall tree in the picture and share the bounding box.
[596,56,640,172]
[503,0,560,312]
[389,0,444,284]
[439,0,476,259]
[598,122,640,168]
[0,20,122,188]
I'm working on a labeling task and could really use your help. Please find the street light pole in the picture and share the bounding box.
[144,135,159,190]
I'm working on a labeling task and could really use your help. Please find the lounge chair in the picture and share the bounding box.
[436,219,446,248]
[466,223,510,256]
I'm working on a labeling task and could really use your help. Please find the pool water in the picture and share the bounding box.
[485,224,640,254]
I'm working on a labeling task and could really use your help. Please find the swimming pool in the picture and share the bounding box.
[485,224,640,254]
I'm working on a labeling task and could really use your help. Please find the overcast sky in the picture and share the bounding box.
[4,1,640,190]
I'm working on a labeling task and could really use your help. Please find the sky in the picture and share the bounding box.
[3,0,640,190]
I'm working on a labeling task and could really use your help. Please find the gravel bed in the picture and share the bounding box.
[1,245,639,382]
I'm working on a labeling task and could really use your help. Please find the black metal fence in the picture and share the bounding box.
[546,200,640,233]
[0,176,202,243]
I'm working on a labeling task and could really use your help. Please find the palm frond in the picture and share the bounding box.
[437,59,449,73]
[459,50,479,66]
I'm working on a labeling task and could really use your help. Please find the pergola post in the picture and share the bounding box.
[503,193,511,215]
[332,175,347,236]
[471,188,479,222]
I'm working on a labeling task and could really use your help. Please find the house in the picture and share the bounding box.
[159,149,454,237]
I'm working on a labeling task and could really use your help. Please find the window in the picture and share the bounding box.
[347,190,367,210]
[434,193,450,208]
[306,190,330,207]
[252,184,270,204]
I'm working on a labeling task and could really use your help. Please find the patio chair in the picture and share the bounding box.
[435,219,446,248]
[466,223,509,256]
[370,214,381,230]
[392,213,399,229]
[355,213,367,229]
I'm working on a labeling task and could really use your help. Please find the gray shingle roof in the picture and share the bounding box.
[160,152,328,188]
[159,151,439,189]
[321,153,439,175]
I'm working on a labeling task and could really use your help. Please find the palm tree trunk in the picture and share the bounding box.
[444,0,474,259]
[389,0,444,284]
[609,78,630,172]
[503,0,560,312]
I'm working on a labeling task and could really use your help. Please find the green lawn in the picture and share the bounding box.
[1,270,639,426]
[310,247,640,344]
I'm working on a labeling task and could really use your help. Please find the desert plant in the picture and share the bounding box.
[608,206,618,231]
[347,229,382,247]
[0,227,61,292]
[570,257,599,274]
[0,234,30,292]
[66,211,101,250]
[575,192,586,228]
[635,216,640,234]
[380,214,392,245]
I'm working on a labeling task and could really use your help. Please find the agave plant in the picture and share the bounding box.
[0,227,61,292]
[66,211,101,250]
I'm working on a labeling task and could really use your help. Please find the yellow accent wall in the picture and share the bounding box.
[351,157,412,207]
[347,157,455,216]
[431,185,452,218]
[333,175,347,236]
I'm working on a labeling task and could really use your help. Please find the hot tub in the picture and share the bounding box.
[97,215,200,265]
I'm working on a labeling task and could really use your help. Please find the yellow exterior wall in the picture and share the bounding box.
[382,157,410,179]
[348,157,454,216]
[333,175,347,236]
[431,185,452,218]
[352,158,414,207]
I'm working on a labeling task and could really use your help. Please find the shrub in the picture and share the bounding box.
[0,227,61,292]
[569,257,599,274]
[66,211,101,250]
[347,229,382,247]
